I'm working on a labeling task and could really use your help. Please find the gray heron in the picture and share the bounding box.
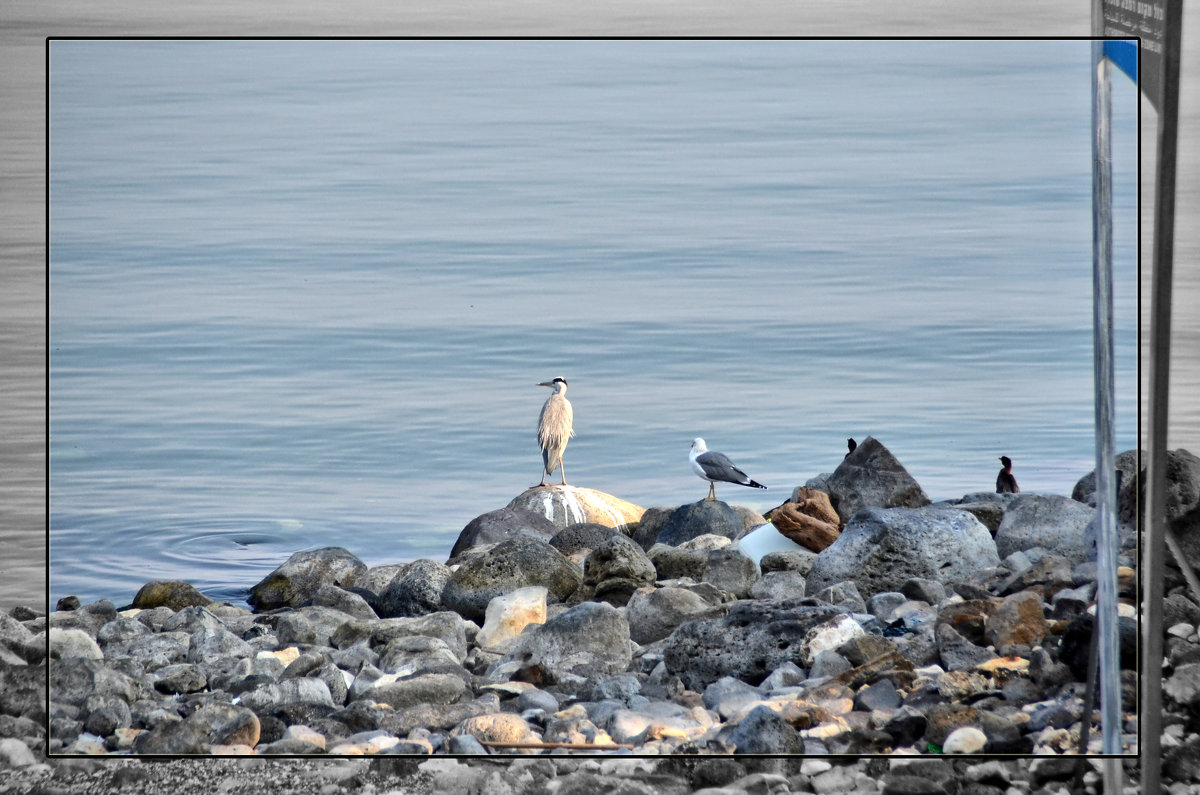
[536,377,574,486]
[689,437,766,501]
[996,456,1020,494]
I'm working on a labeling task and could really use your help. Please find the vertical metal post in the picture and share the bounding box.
[1141,0,1183,791]
[1090,32,1123,784]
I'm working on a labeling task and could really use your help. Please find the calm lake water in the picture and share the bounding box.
[48,40,1142,607]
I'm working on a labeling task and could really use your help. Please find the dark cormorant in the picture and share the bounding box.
[996,455,1020,494]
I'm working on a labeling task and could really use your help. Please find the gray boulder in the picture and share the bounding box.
[624,586,726,645]
[631,506,674,551]
[582,534,657,606]
[441,536,583,621]
[378,559,451,618]
[748,570,807,602]
[656,501,745,546]
[823,436,930,523]
[647,544,708,581]
[938,492,1017,535]
[1072,448,1143,528]
[371,672,470,710]
[274,606,357,648]
[237,677,334,716]
[1146,449,1200,574]
[448,505,559,560]
[248,547,367,612]
[331,612,470,663]
[492,601,632,685]
[701,547,759,598]
[726,704,804,753]
[549,523,619,557]
[186,703,261,747]
[760,548,819,576]
[310,583,378,620]
[132,719,208,754]
[81,693,132,737]
[663,599,848,691]
[805,506,999,598]
[994,495,1096,564]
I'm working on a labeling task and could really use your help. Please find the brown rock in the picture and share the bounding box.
[985,590,1050,654]
[767,491,842,552]
[935,598,998,646]
[131,580,213,611]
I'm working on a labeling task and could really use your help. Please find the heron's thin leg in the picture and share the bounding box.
[559,460,568,486]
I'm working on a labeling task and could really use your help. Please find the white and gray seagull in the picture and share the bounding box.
[689,437,766,501]
[536,377,574,487]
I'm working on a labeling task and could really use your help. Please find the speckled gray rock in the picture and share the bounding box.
[726,704,803,753]
[1071,448,1143,523]
[378,559,452,618]
[275,605,357,648]
[935,622,997,671]
[806,506,999,599]
[310,583,378,620]
[186,703,261,746]
[132,718,208,754]
[248,547,367,611]
[372,672,471,710]
[582,533,657,606]
[656,500,745,546]
[624,585,726,645]
[48,657,139,708]
[549,523,619,556]
[759,547,819,575]
[663,599,847,691]
[994,495,1096,564]
[748,570,806,601]
[331,612,470,663]
[646,544,708,581]
[937,492,1016,536]
[81,694,132,737]
[701,547,759,598]
[448,505,560,560]
[823,436,931,523]
[441,536,583,621]
[491,601,632,685]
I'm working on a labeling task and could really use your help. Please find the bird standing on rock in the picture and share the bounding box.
[536,377,574,487]
[996,455,1020,494]
[845,438,857,459]
[690,438,766,501]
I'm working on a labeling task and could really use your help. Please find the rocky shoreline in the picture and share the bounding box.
[4,441,1200,792]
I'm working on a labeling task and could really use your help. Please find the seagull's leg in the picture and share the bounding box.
[706,483,716,501]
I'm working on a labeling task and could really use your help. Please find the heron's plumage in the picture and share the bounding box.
[536,377,573,485]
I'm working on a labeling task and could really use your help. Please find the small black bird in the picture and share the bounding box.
[996,455,1020,494]
[845,438,857,459]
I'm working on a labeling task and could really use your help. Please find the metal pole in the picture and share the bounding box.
[1141,0,1183,791]
[1090,32,1123,779]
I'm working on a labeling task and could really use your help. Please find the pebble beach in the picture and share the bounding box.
[5,441,1200,793]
